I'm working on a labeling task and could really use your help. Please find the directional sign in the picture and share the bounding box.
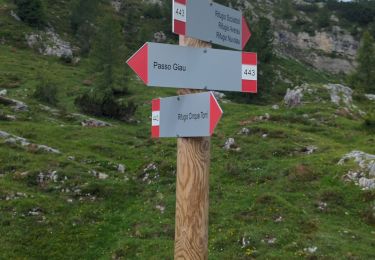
[151,92,223,138]
[172,0,251,50]
[127,42,257,93]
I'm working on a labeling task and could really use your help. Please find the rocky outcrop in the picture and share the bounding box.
[0,96,28,111]
[111,0,121,12]
[283,83,364,115]
[284,87,304,107]
[153,31,167,43]
[26,28,73,58]
[339,151,375,190]
[0,130,60,154]
[365,94,375,102]
[81,118,112,128]
[274,26,359,74]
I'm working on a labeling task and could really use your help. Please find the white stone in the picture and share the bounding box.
[118,164,126,173]
[323,84,353,107]
[359,177,375,190]
[304,246,318,254]
[81,118,112,127]
[0,89,7,96]
[26,28,73,59]
[365,94,375,101]
[223,138,236,150]
[284,88,303,107]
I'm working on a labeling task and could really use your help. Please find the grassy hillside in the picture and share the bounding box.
[0,0,374,259]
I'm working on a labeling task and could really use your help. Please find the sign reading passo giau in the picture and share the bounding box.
[126,42,258,93]
[172,0,251,50]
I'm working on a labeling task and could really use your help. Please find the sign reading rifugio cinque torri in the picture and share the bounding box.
[173,0,251,50]
[127,42,257,93]
[151,92,223,138]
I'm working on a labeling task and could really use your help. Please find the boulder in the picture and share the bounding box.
[365,94,375,101]
[339,151,375,190]
[81,118,112,127]
[26,28,73,59]
[153,31,167,43]
[223,138,238,151]
[118,164,126,173]
[0,130,60,154]
[0,89,7,96]
[284,88,303,107]
[0,96,28,111]
[323,84,353,107]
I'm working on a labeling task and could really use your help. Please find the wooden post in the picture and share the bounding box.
[174,36,212,260]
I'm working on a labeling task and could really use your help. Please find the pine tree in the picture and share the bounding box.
[351,31,375,93]
[91,15,126,93]
[70,0,100,55]
[14,0,46,27]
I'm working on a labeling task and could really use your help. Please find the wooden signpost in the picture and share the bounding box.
[126,1,257,259]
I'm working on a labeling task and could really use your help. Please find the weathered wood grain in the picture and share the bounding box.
[174,36,212,260]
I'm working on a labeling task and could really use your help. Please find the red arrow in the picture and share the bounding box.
[126,43,148,84]
[210,93,223,135]
[242,16,251,49]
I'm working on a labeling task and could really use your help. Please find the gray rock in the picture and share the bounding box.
[339,151,375,190]
[111,0,121,12]
[0,89,7,96]
[81,118,112,127]
[359,177,375,190]
[261,237,277,245]
[304,145,318,155]
[213,91,226,100]
[272,104,280,110]
[143,163,158,173]
[284,88,303,107]
[239,128,250,135]
[118,164,126,173]
[338,151,375,167]
[0,96,28,111]
[26,28,73,59]
[0,130,60,154]
[0,131,10,138]
[10,10,21,21]
[5,115,16,121]
[274,26,358,74]
[365,94,375,101]
[369,163,375,177]
[155,205,165,214]
[153,31,167,43]
[37,145,61,154]
[323,84,353,107]
[304,246,318,254]
[223,138,236,150]
[91,170,108,180]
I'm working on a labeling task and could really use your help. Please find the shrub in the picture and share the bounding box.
[33,75,59,106]
[14,0,46,27]
[75,91,137,121]
[363,112,375,130]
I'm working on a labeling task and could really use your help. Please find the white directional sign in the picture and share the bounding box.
[172,0,251,50]
[151,92,223,138]
[127,42,257,93]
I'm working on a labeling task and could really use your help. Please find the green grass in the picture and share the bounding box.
[0,43,374,259]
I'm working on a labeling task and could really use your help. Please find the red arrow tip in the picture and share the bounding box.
[126,43,148,85]
[210,93,223,135]
[242,16,251,49]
